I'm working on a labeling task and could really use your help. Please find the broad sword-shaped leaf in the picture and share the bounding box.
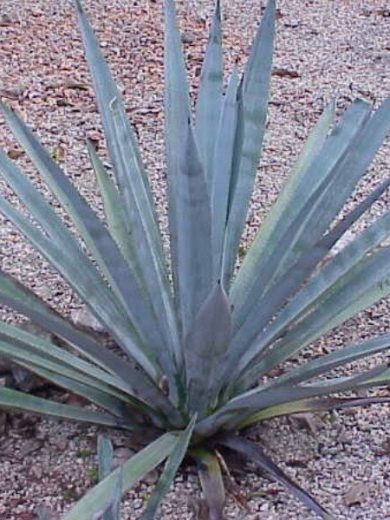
[195,0,223,180]
[63,433,177,520]
[212,70,240,280]
[231,100,335,314]
[0,387,123,428]
[221,0,276,285]
[184,283,232,416]
[174,122,213,336]
[141,415,197,519]
[76,0,180,380]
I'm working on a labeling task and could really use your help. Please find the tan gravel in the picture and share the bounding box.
[0,0,389,519]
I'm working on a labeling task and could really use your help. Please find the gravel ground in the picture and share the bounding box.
[0,0,389,518]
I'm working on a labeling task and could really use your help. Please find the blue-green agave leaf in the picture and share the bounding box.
[63,433,177,520]
[163,0,192,322]
[212,70,240,281]
[0,269,179,421]
[0,270,147,392]
[0,103,165,378]
[236,395,390,429]
[0,335,130,406]
[96,436,121,520]
[219,434,332,519]
[98,436,115,481]
[141,414,197,520]
[195,0,223,180]
[241,240,390,387]
[231,100,335,313]
[227,363,388,414]
[232,98,371,329]
[0,187,158,380]
[199,363,388,436]
[87,141,141,279]
[221,0,276,285]
[270,333,390,388]
[0,304,132,395]
[184,283,232,415]
[0,387,122,428]
[226,98,390,382]
[76,0,180,377]
[174,122,213,336]
[13,362,131,421]
[230,207,390,384]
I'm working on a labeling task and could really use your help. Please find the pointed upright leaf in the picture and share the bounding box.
[97,436,121,520]
[163,0,192,314]
[0,189,157,379]
[212,70,240,280]
[195,0,223,179]
[174,122,213,336]
[98,436,115,481]
[0,104,162,375]
[231,99,371,329]
[76,0,180,374]
[231,100,335,312]
[184,283,232,415]
[222,0,276,285]
[87,141,140,279]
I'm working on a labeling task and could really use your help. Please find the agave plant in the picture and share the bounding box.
[0,0,389,518]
